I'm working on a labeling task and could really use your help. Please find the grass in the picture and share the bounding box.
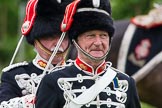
[141,102,156,108]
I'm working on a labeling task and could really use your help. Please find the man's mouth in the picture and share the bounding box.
[51,47,64,53]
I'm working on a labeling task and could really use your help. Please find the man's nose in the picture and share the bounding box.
[93,36,102,45]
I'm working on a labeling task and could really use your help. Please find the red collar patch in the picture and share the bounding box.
[75,58,106,74]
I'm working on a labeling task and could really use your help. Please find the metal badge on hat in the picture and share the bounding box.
[9,0,38,65]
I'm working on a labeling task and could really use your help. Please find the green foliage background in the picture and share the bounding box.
[0,0,161,70]
[0,0,161,107]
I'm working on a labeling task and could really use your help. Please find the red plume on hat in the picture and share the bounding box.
[21,0,38,35]
[61,0,80,32]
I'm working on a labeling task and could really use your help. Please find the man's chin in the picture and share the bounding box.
[89,52,104,57]
[90,54,105,58]
[52,57,63,64]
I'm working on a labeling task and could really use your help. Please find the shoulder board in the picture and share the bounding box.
[2,61,28,72]
[110,67,129,77]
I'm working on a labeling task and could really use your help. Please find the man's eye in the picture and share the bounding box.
[86,34,95,38]
[100,34,108,38]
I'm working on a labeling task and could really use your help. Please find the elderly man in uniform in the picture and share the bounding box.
[36,0,141,108]
[0,0,72,107]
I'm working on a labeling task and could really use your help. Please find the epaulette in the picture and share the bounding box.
[2,61,28,72]
[110,67,129,78]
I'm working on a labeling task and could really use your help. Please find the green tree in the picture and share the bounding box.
[0,0,32,70]
[0,0,18,69]
[111,0,156,20]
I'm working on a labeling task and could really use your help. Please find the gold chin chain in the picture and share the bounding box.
[35,40,52,55]
[35,40,68,57]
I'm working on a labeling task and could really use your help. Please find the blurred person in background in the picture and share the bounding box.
[0,0,72,107]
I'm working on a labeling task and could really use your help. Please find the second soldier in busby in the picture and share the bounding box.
[36,0,141,108]
[0,0,72,107]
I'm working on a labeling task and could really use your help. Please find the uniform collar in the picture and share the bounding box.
[75,57,106,75]
[33,54,55,71]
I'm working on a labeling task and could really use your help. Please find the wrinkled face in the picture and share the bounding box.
[34,35,69,65]
[77,30,110,58]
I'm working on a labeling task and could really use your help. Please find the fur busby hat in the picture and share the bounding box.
[68,0,115,41]
[25,0,72,45]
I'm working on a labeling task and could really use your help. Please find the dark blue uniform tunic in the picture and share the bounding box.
[0,62,43,103]
[36,58,141,108]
